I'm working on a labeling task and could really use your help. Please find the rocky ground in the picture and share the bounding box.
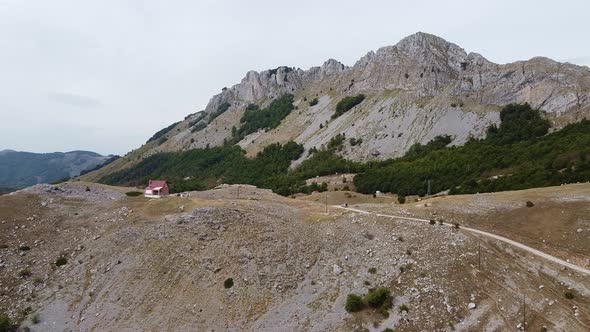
[1,182,589,331]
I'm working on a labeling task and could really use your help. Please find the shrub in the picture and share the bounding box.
[224,278,234,289]
[18,268,32,278]
[526,201,534,208]
[366,287,391,308]
[333,94,366,119]
[383,329,395,332]
[19,245,31,251]
[429,219,436,225]
[309,98,319,106]
[397,195,406,204]
[564,291,575,299]
[55,257,68,267]
[406,248,412,256]
[31,313,40,324]
[342,185,350,191]
[368,267,377,274]
[0,313,16,332]
[454,223,460,229]
[399,304,409,313]
[33,276,44,285]
[345,294,364,312]
[438,219,444,225]
[125,191,143,197]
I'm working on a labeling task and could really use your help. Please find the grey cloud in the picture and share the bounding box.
[49,92,103,108]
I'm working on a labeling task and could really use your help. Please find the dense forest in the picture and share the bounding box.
[101,101,590,197]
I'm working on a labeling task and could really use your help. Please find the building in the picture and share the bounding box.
[144,180,169,198]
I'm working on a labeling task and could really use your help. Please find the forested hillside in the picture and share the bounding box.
[100,103,590,197]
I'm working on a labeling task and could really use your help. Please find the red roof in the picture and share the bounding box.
[146,180,168,190]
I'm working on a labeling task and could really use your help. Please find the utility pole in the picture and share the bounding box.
[478,239,481,270]
[522,295,526,331]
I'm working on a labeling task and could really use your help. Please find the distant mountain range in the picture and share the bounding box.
[0,149,118,191]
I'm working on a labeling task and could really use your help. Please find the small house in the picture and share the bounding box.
[144,180,170,198]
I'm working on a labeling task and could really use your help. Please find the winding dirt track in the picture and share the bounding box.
[333,205,590,276]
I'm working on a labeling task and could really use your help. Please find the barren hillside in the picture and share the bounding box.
[1,182,589,331]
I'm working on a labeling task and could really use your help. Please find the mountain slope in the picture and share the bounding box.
[0,150,114,190]
[83,32,590,181]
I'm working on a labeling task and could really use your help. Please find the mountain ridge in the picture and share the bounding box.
[82,32,590,181]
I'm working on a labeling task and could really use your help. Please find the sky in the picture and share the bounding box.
[1,0,589,156]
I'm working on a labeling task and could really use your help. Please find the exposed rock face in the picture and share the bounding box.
[83,32,590,180]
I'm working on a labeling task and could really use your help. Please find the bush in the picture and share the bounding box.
[342,185,350,191]
[333,94,366,119]
[18,268,32,278]
[429,219,436,225]
[224,278,234,289]
[399,304,409,313]
[397,195,406,204]
[309,98,319,106]
[345,294,364,312]
[0,313,16,332]
[125,191,143,197]
[31,313,40,324]
[19,245,31,251]
[368,267,377,274]
[526,201,534,208]
[366,287,391,308]
[55,257,68,267]
[564,291,575,299]
[454,223,460,229]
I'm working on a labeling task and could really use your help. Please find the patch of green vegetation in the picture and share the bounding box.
[0,313,16,332]
[309,97,319,106]
[367,287,393,317]
[30,313,40,325]
[332,94,366,119]
[327,133,346,152]
[345,294,364,312]
[399,304,409,313]
[147,121,180,143]
[191,121,207,133]
[224,278,234,289]
[368,267,377,274]
[209,102,231,122]
[18,268,32,278]
[564,290,575,299]
[397,195,406,204]
[233,94,295,141]
[125,191,143,197]
[55,257,68,267]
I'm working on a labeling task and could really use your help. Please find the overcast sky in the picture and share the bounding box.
[1,0,589,155]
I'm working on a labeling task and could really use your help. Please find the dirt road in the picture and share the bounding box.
[334,205,590,276]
